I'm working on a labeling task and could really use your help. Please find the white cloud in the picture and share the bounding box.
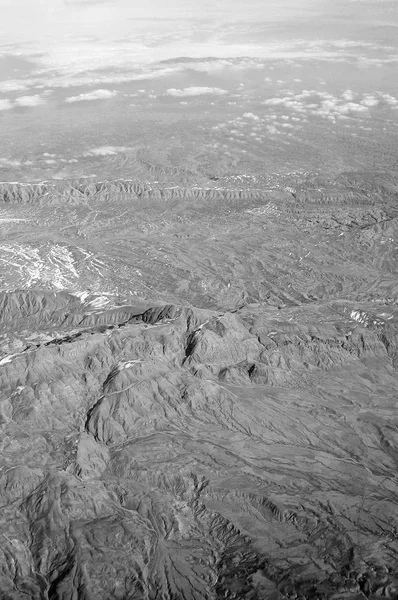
[0,158,22,167]
[165,87,228,97]
[65,89,117,103]
[2,35,397,98]
[342,89,355,101]
[380,93,398,106]
[336,102,368,114]
[15,94,46,107]
[360,94,379,107]
[261,89,387,121]
[243,112,260,120]
[0,58,260,95]
[0,99,13,111]
[83,146,131,156]
[263,97,289,106]
[0,80,31,93]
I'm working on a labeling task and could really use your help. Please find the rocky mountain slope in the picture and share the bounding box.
[0,172,398,599]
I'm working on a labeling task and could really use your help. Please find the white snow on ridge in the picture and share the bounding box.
[0,354,15,365]
[73,291,90,303]
[350,310,368,324]
[0,242,122,311]
[120,359,144,370]
[72,291,114,309]
[88,295,113,308]
[350,309,386,327]
[0,243,79,290]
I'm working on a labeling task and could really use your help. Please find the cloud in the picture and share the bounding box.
[160,58,264,75]
[0,91,50,111]
[263,97,291,106]
[380,93,398,106]
[243,112,260,120]
[0,99,13,111]
[17,36,398,83]
[0,80,31,93]
[215,85,398,145]
[165,87,228,97]
[15,94,46,107]
[64,0,112,3]
[0,67,178,94]
[83,146,131,156]
[360,94,379,107]
[0,158,22,167]
[2,34,397,98]
[65,89,117,102]
[342,89,355,101]
[261,89,393,121]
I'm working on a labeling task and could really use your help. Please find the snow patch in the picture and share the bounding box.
[350,309,385,327]
[0,354,16,365]
[0,243,80,291]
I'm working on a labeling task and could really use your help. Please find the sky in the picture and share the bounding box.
[1,1,397,75]
[1,1,395,46]
[0,0,397,180]
[0,0,329,33]
[0,0,329,53]
[1,0,397,107]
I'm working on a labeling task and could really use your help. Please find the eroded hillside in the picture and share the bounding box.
[0,173,398,599]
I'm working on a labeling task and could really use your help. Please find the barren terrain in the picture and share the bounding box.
[0,172,398,599]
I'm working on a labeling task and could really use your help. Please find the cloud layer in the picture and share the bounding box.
[165,87,228,97]
[261,89,398,122]
[209,87,398,146]
[64,89,118,103]
[0,94,48,111]
[14,94,46,107]
[83,146,131,156]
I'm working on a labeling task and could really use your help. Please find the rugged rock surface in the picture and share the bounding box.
[1,174,398,599]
